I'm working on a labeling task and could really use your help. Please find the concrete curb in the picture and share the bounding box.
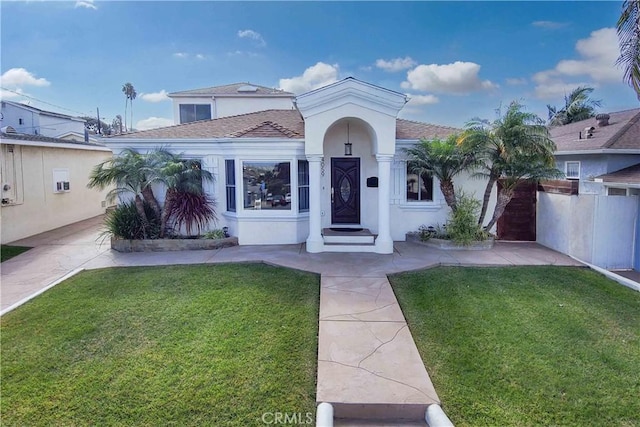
[570,256,640,292]
[0,268,85,316]
[316,402,333,427]
[425,404,454,426]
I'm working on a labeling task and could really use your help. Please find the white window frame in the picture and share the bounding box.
[239,159,295,215]
[397,160,444,211]
[565,161,580,180]
[607,187,628,196]
[53,168,71,193]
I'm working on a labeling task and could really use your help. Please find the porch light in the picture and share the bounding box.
[344,122,353,156]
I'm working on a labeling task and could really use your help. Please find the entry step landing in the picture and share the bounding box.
[317,276,440,422]
[322,228,375,244]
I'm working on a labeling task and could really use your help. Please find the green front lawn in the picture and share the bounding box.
[1,264,320,426]
[390,266,640,426]
[1,245,32,262]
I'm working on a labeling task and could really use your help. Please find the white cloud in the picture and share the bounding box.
[279,62,339,94]
[0,68,50,88]
[0,88,24,99]
[506,77,527,85]
[136,117,174,131]
[532,20,568,29]
[406,93,439,105]
[75,1,97,10]
[237,29,266,47]
[402,61,497,94]
[195,54,205,60]
[533,27,621,99]
[375,56,417,72]
[173,52,188,58]
[140,90,170,103]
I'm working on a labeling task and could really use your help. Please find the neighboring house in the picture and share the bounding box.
[105,78,496,253]
[537,109,640,270]
[1,100,89,141]
[0,127,112,244]
[168,82,295,124]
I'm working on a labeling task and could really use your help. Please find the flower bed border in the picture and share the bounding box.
[111,236,238,253]
[406,232,494,251]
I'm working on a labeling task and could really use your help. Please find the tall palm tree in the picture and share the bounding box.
[404,134,475,212]
[121,83,136,132]
[617,0,640,99]
[459,101,557,229]
[87,148,159,237]
[546,86,602,126]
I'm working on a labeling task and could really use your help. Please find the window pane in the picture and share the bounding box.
[195,104,212,121]
[406,163,433,202]
[566,162,580,179]
[243,162,291,210]
[179,104,195,124]
[298,160,309,185]
[225,160,236,212]
[298,160,309,212]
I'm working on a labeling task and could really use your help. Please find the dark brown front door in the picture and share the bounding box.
[497,180,537,241]
[331,158,360,224]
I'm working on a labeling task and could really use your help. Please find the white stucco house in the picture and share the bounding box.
[537,109,640,270]
[1,100,91,142]
[105,78,496,254]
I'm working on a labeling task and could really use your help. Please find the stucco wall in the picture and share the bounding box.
[216,97,294,119]
[537,192,638,269]
[0,144,112,244]
[555,154,640,194]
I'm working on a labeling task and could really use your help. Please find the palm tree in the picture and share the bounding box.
[617,0,640,99]
[546,86,602,126]
[87,148,160,237]
[147,149,215,237]
[459,101,558,229]
[483,154,563,231]
[121,83,136,132]
[404,134,475,212]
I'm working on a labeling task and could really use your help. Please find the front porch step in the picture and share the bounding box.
[323,228,375,244]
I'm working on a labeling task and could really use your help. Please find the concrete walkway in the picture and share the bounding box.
[2,216,586,424]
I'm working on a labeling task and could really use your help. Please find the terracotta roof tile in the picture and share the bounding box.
[113,109,459,141]
[550,109,640,152]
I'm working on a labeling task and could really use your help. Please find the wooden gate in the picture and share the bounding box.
[497,180,537,241]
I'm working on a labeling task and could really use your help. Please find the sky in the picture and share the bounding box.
[1,1,638,131]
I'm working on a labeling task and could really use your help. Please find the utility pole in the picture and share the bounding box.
[96,107,101,135]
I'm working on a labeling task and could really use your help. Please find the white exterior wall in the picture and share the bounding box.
[537,192,638,269]
[0,143,112,244]
[38,114,85,139]
[215,97,294,119]
[171,96,294,124]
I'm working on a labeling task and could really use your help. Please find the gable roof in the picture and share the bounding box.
[168,83,294,97]
[595,163,640,185]
[110,109,459,140]
[550,109,640,152]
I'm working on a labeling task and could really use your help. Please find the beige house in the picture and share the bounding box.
[1,131,112,244]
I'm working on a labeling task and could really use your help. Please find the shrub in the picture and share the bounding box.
[202,229,226,239]
[446,192,489,245]
[103,201,160,240]
[167,191,217,237]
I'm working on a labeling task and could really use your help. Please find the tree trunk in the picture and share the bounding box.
[141,186,161,218]
[159,189,175,238]
[478,172,497,226]
[123,99,128,132]
[439,179,457,212]
[484,188,513,232]
[134,194,149,239]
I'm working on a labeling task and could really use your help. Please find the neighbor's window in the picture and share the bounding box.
[243,162,291,211]
[179,104,212,124]
[225,160,236,212]
[406,163,434,202]
[565,161,580,180]
[298,160,309,212]
[607,187,627,196]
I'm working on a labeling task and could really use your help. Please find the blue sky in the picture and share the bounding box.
[1,1,638,131]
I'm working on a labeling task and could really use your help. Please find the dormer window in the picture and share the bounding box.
[179,104,211,124]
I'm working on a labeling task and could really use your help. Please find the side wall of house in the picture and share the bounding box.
[215,97,294,119]
[0,144,112,244]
